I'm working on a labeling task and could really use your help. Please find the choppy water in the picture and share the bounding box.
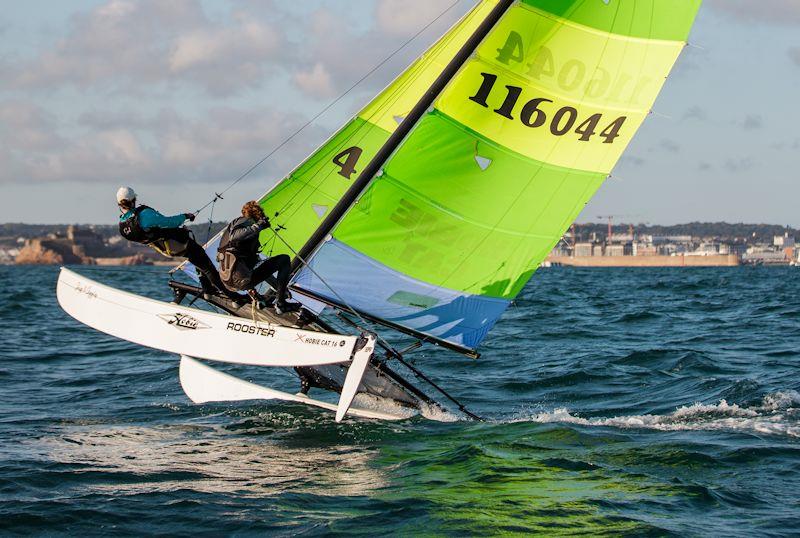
[2,265,799,536]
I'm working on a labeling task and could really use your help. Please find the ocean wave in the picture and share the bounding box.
[517,391,800,438]
[611,310,662,323]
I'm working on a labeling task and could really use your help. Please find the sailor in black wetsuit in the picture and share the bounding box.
[116,186,242,303]
[217,201,300,314]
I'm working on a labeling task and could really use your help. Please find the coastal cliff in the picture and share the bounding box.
[15,238,87,265]
[13,226,150,265]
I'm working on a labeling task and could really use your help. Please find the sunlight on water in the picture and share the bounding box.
[35,423,389,498]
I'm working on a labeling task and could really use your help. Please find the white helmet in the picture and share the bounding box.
[116,186,136,205]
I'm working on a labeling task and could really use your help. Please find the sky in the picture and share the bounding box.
[0,0,798,226]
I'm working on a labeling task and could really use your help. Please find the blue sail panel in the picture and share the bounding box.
[292,239,510,349]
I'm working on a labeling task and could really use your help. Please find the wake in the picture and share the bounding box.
[518,391,800,438]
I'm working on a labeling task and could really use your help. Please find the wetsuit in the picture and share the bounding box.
[119,206,238,301]
[217,216,291,304]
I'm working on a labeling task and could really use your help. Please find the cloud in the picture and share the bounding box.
[5,0,469,101]
[0,100,154,183]
[287,7,402,100]
[78,110,153,130]
[0,0,471,193]
[168,12,281,95]
[375,0,459,37]
[741,115,763,130]
[682,106,707,121]
[621,155,646,167]
[170,15,277,71]
[0,100,63,151]
[698,162,713,171]
[659,139,680,153]
[790,47,800,67]
[724,157,755,174]
[0,100,324,185]
[286,1,467,100]
[3,0,284,96]
[292,63,335,99]
[707,0,800,25]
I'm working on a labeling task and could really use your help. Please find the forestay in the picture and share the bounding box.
[292,0,702,351]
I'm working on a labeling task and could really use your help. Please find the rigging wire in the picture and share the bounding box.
[204,193,222,243]
[269,228,378,337]
[335,311,482,421]
[192,0,464,217]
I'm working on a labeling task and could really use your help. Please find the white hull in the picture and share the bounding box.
[179,356,410,421]
[57,268,380,421]
[57,267,357,368]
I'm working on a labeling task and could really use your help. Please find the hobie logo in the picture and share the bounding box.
[158,313,209,331]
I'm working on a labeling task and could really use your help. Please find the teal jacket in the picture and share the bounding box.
[120,207,186,230]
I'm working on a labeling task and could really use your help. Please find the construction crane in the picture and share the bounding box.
[596,215,639,244]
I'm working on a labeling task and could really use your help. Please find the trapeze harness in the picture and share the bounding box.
[119,205,192,257]
[216,217,262,291]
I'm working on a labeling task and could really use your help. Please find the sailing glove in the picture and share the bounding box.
[185,213,196,222]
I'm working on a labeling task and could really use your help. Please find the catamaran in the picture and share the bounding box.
[57,0,702,421]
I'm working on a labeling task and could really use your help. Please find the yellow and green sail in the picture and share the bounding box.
[289,0,702,351]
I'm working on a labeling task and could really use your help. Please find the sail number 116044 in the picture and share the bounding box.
[469,72,626,144]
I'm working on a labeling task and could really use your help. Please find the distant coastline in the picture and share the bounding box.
[0,222,226,266]
[547,254,741,268]
[547,222,798,267]
[1,221,798,266]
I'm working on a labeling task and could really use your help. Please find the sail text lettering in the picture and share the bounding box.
[469,72,627,144]
[495,32,655,105]
[332,146,363,179]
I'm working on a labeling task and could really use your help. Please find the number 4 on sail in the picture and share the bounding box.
[57,0,702,421]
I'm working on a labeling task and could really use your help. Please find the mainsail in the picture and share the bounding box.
[287,0,702,353]
[200,0,701,355]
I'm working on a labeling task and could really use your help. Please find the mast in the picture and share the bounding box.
[290,0,515,274]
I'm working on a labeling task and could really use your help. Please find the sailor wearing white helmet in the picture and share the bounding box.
[116,186,243,304]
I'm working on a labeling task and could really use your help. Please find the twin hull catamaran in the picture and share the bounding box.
[57,0,701,421]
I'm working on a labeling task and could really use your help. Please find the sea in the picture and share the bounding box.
[1,264,799,536]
